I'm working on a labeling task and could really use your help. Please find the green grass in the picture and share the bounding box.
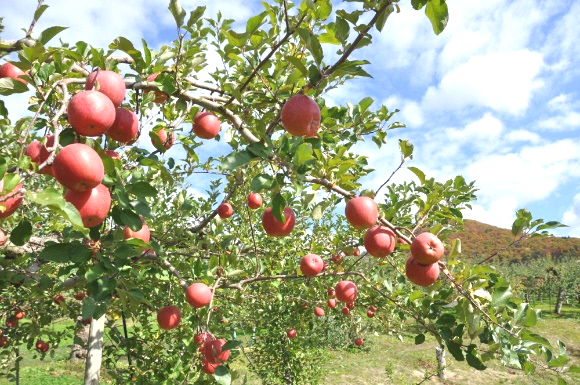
[2,303,579,385]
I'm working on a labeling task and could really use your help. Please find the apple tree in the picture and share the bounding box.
[0,1,577,384]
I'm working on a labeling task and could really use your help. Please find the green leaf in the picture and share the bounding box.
[491,287,512,307]
[246,11,267,34]
[466,349,486,370]
[109,37,145,68]
[222,340,242,351]
[120,209,143,231]
[411,0,428,10]
[126,181,158,197]
[425,0,449,35]
[0,78,28,95]
[548,355,570,368]
[294,143,314,166]
[557,378,568,385]
[82,297,97,319]
[86,264,107,282]
[214,365,231,385]
[297,28,323,65]
[408,166,426,184]
[168,0,186,27]
[311,201,329,221]
[568,365,580,373]
[28,189,88,235]
[222,150,255,170]
[34,4,50,21]
[251,174,276,192]
[414,334,425,345]
[285,55,308,76]
[38,26,68,45]
[272,193,286,223]
[9,220,32,246]
[398,139,414,159]
[2,173,21,194]
[187,6,206,28]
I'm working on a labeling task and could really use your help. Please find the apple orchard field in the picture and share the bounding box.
[0,1,579,385]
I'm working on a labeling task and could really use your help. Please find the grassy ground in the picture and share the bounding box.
[1,303,578,385]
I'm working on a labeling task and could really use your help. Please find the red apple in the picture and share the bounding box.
[345,196,378,230]
[25,135,55,175]
[411,232,445,265]
[405,256,440,287]
[53,295,65,305]
[67,90,116,137]
[74,292,85,301]
[53,143,104,192]
[107,107,139,143]
[36,340,49,352]
[195,332,214,345]
[201,359,220,375]
[247,193,262,210]
[65,183,111,228]
[193,111,221,139]
[335,280,358,303]
[0,178,23,219]
[85,69,126,107]
[352,247,361,257]
[327,298,337,309]
[364,226,396,258]
[0,229,6,246]
[157,305,181,330]
[367,310,375,318]
[81,318,92,325]
[341,306,350,316]
[314,306,325,317]
[354,337,364,346]
[327,289,335,297]
[0,336,8,347]
[261,206,296,237]
[14,310,25,319]
[287,329,297,339]
[300,254,324,277]
[331,253,343,264]
[0,62,27,84]
[104,149,121,159]
[217,202,234,218]
[145,73,168,103]
[346,302,355,309]
[123,221,151,242]
[369,305,378,312]
[152,128,175,150]
[203,338,230,364]
[280,94,320,137]
[186,282,212,308]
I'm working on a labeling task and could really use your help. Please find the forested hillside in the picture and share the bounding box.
[450,220,580,264]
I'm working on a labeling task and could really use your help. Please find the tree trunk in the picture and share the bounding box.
[84,316,105,385]
[436,345,446,380]
[70,319,90,362]
[554,286,565,315]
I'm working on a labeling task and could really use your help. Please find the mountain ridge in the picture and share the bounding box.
[448,219,580,263]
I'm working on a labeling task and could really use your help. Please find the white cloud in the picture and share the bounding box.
[562,193,580,237]
[384,96,424,128]
[422,51,544,116]
[464,197,519,230]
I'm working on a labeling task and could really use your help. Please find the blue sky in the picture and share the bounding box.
[3,0,580,237]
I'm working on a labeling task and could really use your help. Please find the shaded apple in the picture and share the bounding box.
[0,62,28,84]
[107,107,139,144]
[300,253,324,277]
[261,206,295,237]
[247,192,262,209]
[67,90,116,137]
[335,280,358,303]
[186,282,213,308]
[0,178,23,219]
[85,69,126,107]
[364,225,396,258]
[193,111,221,139]
[280,94,320,137]
[405,256,440,287]
[64,183,111,228]
[157,305,181,330]
[411,232,445,265]
[217,202,234,218]
[345,196,378,230]
[53,143,104,192]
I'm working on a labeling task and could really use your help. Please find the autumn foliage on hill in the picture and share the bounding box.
[449,220,580,264]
